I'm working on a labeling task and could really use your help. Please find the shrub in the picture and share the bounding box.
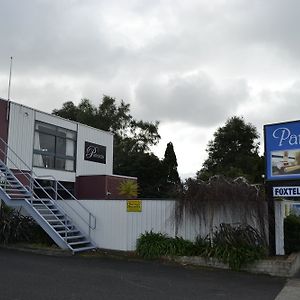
[118,180,138,199]
[136,224,267,270]
[0,203,53,245]
[211,224,267,270]
[284,214,300,254]
[136,231,197,259]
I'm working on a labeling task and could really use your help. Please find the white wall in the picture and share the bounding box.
[59,199,268,251]
[274,200,285,255]
[59,200,128,251]
[6,101,113,180]
[76,124,113,176]
[126,200,175,250]
[7,102,34,170]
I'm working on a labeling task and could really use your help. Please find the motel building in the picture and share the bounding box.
[0,98,136,253]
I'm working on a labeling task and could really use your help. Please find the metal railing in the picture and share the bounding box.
[0,137,96,237]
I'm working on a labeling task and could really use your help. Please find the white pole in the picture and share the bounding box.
[6,56,13,121]
[8,56,13,101]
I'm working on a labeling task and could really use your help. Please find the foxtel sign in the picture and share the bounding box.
[273,186,300,197]
[264,121,300,181]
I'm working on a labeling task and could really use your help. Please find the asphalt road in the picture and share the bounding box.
[0,248,286,300]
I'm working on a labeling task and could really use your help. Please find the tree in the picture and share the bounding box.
[53,96,163,197]
[53,95,160,152]
[160,142,181,196]
[197,116,264,183]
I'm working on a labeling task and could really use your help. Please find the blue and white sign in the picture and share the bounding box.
[265,121,300,181]
[273,186,300,197]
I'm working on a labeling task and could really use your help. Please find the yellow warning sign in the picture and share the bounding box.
[127,200,142,212]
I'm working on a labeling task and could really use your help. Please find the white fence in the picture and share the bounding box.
[59,199,268,251]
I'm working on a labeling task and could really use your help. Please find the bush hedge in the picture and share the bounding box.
[284,214,300,254]
[0,203,53,245]
[136,224,267,270]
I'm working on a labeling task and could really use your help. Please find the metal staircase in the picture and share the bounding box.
[0,138,97,253]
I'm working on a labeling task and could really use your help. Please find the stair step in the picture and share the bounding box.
[7,193,31,197]
[10,197,30,200]
[64,235,85,240]
[72,246,96,253]
[37,208,59,212]
[4,188,28,192]
[68,241,90,246]
[42,214,65,218]
[57,229,80,235]
[52,224,74,229]
[47,219,70,224]
[6,181,24,189]
[32,201,55,209]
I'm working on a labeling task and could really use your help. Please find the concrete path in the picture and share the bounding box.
[275,270,300,300]
[0,248,286,300]
[275,279,300,300]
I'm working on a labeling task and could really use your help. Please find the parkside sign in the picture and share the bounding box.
[273,186,300,197]
[84,141,106,164]
[264,121,300,181]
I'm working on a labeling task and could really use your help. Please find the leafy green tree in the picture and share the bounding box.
[197,116,264,183]
[53,95,160,152]
[53,96,163,197]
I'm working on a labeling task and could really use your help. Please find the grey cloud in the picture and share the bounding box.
[0,0,130,78]
[134,72,249,126]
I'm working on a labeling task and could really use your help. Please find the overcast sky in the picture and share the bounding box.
[1,0,300,178]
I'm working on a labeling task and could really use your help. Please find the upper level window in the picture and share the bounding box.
[33,121,77,172]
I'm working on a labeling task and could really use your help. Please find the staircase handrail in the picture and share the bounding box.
[0,154,89,232]
[0,137,96,232]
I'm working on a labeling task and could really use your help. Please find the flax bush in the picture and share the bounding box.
[0,203,53,245]
[136,224,267,271]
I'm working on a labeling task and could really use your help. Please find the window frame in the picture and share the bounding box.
[33,121,77,172]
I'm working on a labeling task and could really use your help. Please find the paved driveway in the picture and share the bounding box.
[0,248,285,300]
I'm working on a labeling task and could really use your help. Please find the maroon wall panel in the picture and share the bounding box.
[0,99,8,161]
[107,176,137,200]
[75,175,106,200]
[75,175,137,200]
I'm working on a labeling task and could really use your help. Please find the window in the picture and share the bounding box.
[34,179,75,199]
[33,121,77,171]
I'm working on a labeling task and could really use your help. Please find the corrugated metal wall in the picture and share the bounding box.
[7,103,35,170]
[60,199,268,252]
[126,200,175,250]
[60,200,128,251]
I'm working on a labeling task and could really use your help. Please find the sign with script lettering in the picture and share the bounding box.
[84,141,106,164]
[265,121,300,181]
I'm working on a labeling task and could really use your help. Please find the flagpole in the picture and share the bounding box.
[7,56,13,120]
[8,56,13,101]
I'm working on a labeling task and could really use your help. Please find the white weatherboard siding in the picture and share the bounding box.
[76,124,113,176]
[7,102,34,170]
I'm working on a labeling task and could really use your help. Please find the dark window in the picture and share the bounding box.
[33,121,77,171]
[34,179,75,199]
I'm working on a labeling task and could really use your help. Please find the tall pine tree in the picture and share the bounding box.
[161,142,181,197]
